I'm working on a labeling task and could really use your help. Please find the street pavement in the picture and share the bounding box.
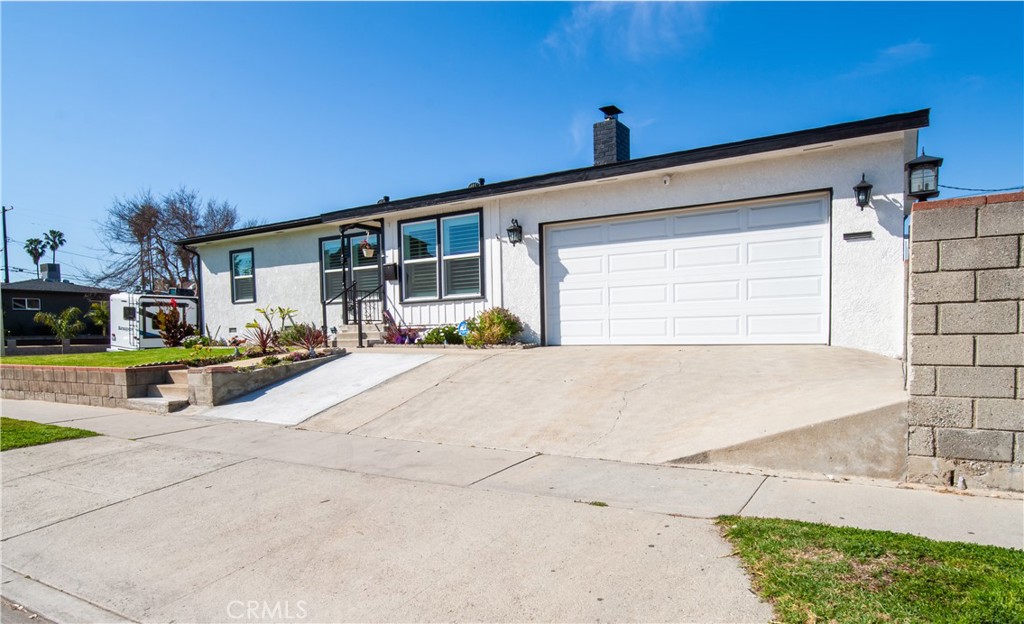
[1,399,1021,623]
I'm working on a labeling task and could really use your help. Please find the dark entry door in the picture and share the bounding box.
[342,230,382,322]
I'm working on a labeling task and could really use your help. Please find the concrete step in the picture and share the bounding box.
[125,397,190,414]
[168,369,189,385]
[148,384,189,400]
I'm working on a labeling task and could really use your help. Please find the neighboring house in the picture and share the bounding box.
[178,108,929,359]
[1,265,116,338]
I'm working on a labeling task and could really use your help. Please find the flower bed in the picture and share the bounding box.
[188,349,347,406]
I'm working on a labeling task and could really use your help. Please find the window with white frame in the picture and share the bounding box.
[230,249,255,303]
[12,298,41,310]
[400,211,481,301]
[321,238,345,302]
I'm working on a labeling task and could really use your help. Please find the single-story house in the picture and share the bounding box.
[178,107,929,359]
[1,265,116,338]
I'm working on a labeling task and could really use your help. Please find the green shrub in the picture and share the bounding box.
[423,325,464,345]
[261,355,281,367]
[277,324,306,346]
[465,308,523,347]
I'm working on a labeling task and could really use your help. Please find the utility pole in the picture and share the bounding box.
[2,205,13,283]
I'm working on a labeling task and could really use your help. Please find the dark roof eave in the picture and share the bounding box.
[179,108,929,245]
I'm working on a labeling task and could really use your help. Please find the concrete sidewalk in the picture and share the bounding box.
[1,399,1021,623]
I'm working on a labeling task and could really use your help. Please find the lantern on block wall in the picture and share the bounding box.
[906,152,943,201]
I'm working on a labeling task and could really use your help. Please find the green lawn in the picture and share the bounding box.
[1,417,99,451]
[719,516,1024,623]
[1,347,233,368]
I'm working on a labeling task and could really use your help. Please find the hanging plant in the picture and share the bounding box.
[359,238,376,258]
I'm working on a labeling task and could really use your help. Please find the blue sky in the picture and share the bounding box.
[3,1,1022,283]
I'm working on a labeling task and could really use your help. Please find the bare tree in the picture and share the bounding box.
[91,187,259,291]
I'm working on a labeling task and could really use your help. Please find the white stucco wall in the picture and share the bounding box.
[196,129,914,358]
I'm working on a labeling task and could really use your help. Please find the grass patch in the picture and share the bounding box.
[1,347,233,368]
[1,417,99,451]
[718,516,1024,623]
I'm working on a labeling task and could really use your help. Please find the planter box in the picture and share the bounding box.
[371,343,538,350]
[189,351,347,406]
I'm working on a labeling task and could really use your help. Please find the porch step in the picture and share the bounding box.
[148,383,189,400]
[126,397,190,414]
[168,369,189,385]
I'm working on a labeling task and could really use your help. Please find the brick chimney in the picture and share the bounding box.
[593,105,630,165]
[40,263,61,282]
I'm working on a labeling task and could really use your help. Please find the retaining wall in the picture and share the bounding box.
[906,192,1023,491]
[0,365,183,408]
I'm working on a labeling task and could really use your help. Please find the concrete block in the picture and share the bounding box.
[910,272,975,304]
[939,301,1018,334]
[908,396,972,427]
[935,428,1014,461]
[912,205,976,241]
[908,426,935,455]
[911,241,938,272]
[976,334,1024,366]
[1019,368,1023,399]
[976,399,1024,431]
[908,365,936,395]
[905,455,955,487]
[1016,434,1023,465]
[910,335,974,366]
[910,305,937,334]
[939,236,1019,270]
[937,366,1016,398]
[978,201,1024,236]
[977,267,1024,301]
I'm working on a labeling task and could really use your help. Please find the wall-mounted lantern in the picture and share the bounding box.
[506,219,523,246]
[906,152,943,201]
[853,173,873,209]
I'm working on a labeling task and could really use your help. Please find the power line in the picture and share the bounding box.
[939,184,1024,193]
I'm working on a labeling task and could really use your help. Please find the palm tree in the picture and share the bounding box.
[33,307,87,353]
[44,229,66,264]
[23,238,46,278]
[85,301,110,336]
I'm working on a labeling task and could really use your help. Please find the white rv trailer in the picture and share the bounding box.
[109,292,199,351]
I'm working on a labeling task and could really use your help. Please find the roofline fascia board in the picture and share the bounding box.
[177,108,929,246]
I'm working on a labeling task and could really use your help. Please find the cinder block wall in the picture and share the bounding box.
[0,365,181,408]
[906,192,1023,491]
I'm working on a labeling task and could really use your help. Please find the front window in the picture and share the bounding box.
[231,249,255,303]
[12,298,41,310]
[400,211,481,301]
[321,238,345,302]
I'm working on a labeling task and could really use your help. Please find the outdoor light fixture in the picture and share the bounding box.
[506,219,523,246]
[853,173,873,209]
[906,151,943,201]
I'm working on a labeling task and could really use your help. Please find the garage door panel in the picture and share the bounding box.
[608,250,669,273]
[548,225,604,248]
[674,244,742,268]
[674,316,742,338]
[673,210,742,236]
[747,313,824,337]
[747,237,823,263]
[747,275,823,300]
[673,280,742,303]
[609,284,668,305]
[554,255,604,277]
[610,318,669,339]
[545,195,830,345]
[608,217,669,242]
[748,200,824,229]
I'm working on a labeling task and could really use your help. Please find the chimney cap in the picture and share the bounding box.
[599,105,623,119]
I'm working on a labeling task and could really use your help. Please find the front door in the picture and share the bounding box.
[343,230,383,322]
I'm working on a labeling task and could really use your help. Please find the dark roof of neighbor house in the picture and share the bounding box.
[2,279,117,296]
[177,108,930,246]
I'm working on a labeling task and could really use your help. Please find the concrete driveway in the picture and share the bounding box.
[305,345,908,477]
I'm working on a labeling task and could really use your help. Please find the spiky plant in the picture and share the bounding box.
[33,307,87,353]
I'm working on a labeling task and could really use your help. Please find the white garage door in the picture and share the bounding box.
[545,195,831,345]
